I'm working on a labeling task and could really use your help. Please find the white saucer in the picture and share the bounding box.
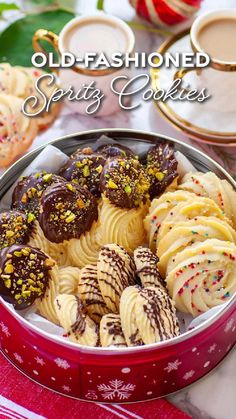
[151,29,236,146]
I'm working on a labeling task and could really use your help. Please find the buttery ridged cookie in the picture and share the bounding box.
[166,239,236,316]
[179,171,236,227]
[58,266,80,295]
[157,216,236,276]
[133,246,165,289]
[78,264,109,323]
[144,190,195,252]
[100,313,127,348]
[68,220,102,268]
[98,196,148,254]
[35,263,60,324]
[157,196,232,244]
[120,285,143,347]
[134,286,180,344]
[54,294,99,346]
[97,244,136,313]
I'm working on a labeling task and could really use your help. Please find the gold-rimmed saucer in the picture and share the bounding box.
[151,29,236,147]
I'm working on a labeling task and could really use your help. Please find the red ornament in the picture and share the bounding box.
[129,0,202,26]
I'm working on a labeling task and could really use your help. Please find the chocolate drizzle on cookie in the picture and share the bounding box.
[38,179,98,243]
[78,264,109,323]
[59,147,106,197]
[134,247,165,288]
[0,244,54,309]
[0,210,35,249]
[98,244,136,312]
[12,172,63,217]
[146,142,178,199]
[100,157,150,209]
[139,287,180,341]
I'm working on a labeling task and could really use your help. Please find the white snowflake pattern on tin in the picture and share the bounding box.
[183,370,195,380]
[224,319,235,333]
[62,385,71,392]
[13,353,23,364]
[208,343,217,353]
[0,321,11,337]
[54,358,70,370]
[35,356,45,366]
[97,379,136,400]
[164,360,182,373]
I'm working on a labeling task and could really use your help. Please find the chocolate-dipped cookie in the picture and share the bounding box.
[100,157,150,209]
[39,179,98,243]
[146,142,178,199]
[0,210,35,249]
[59,147,106,197]
[97,143,136,159]
[12,172,63,217]
[0,244,54,309]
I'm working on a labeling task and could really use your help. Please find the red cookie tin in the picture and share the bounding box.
[0,129,235,403]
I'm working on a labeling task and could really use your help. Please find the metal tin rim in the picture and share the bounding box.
[0,128,235,355]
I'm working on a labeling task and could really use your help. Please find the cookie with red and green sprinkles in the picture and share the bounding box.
[100,157,150,209]
[146,142,178,199]
[39,179,98,243]
[0,210,36,249]
[11,172,64,217]
[0,244,55,309]
[59,147,106,197]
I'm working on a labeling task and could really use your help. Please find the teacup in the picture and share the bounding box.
[174,9,236,112]
[33,14,135,116]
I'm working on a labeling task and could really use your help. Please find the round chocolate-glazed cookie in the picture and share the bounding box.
[146,142,178,199]
[11,172,64,217]
[59,147,106,197]
[39,180,98,243]
[0,210,35,250]
[100,157,150,209]
[97,143,136,159]
[0,244,54,309]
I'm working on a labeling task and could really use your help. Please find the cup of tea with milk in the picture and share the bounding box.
[33,9,236,115]
[33,14,135,116]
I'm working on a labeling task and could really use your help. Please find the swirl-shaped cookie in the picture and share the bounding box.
[99,196,148,254]
[157,196,231,245]
[12,172,63,217]
[158,216,236,276]
[35,264,60,324]
[97,244,136,313]
[100,313,127,348]
[120,285,143,346]
[100,157,150,209]
[54,294,99,346]
[166,239,236,316]
[68,220,102,268]
[179,171,236,228]
[0,94,38,167]
[58,266,80,295]
[146,142,178,199]
[0,210,36,250]
[0,244,55,310]
[78,264,109,323]
[144,190,195,252]
[39,179,98,243]
[133,247,165,289]
[59,147,106,197]
[134,286,180,344]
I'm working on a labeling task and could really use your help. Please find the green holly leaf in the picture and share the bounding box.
[96,0,104,10]
[0,9,75,67]
[0,2,19,15]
